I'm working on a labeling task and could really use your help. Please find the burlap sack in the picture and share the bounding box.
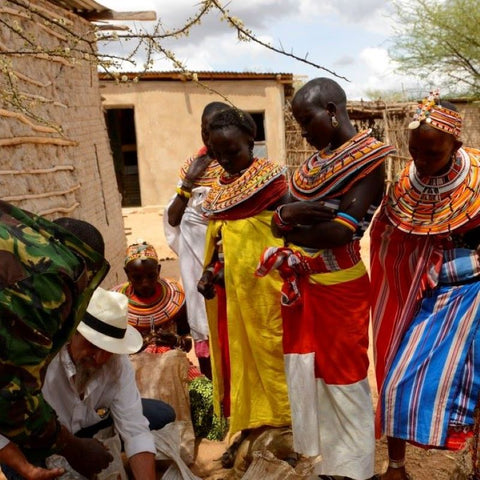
[44,455,88,480]
[130,349,191,421]
[130,349,196,464]
[93,426,128,480]
[241,450,314,480]
[231,427,296,478]
[152,422,201,480]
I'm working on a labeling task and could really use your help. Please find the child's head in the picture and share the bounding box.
[124,241,160,298]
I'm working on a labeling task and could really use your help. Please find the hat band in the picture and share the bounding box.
[83,312,126,339]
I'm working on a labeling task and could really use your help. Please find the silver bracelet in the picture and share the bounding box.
[389,458,405,469]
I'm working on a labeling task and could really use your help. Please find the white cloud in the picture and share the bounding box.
[343,46,418,99]
[360,47,395,76]
[97,0,420,98]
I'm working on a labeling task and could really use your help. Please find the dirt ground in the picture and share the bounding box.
[122,206,473,480]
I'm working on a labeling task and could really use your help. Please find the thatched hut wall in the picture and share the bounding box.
[0,0,125,287]
[456,102,480,147]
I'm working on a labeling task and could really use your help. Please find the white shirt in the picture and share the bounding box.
[41,347,155,458]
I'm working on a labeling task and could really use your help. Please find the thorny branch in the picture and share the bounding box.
[0,0,348,132]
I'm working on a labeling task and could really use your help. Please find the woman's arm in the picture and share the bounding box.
[282,164,385,249]
[167,153,213,226]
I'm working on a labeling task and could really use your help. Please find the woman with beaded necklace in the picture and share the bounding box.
[371,92,480,480]
[197,107,292,467]
[256,77,395,480]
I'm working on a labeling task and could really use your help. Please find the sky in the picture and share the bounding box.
[98,0,423,100]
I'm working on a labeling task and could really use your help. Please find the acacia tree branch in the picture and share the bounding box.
[444,40,480,77]
[99,1,213,42]
[391,0,479,94]
[209,0,349,82]
[1,0,352,134]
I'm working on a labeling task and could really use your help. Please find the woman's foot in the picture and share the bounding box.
[378,467,411,480]
[220,429,250,468]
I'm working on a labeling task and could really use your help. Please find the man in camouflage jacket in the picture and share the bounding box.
[0,200,112,479]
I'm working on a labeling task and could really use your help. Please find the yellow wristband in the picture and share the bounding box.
[176,186,192,199]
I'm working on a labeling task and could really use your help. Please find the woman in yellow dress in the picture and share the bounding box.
[197,107,291,465]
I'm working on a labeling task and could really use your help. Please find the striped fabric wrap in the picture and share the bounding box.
[370,210,444,391]
[290,129,395,200]
[382,272,480,447]
[112,278,185,332]
[371,150,480,448]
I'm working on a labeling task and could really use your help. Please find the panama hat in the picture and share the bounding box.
[78,288,143,354]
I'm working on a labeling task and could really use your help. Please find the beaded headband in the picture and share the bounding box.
[408,90,462,138]
[125,240,158,266]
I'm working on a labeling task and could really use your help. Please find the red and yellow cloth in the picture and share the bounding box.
[203,158,291,435]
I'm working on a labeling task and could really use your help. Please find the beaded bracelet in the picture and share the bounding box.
[272,205,294,231]
[176,185,192,199]
[333,211,359,232]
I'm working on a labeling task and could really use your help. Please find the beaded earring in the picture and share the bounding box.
[331,115,339,128]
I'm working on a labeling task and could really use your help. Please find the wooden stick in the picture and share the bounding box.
[0,165,74,175]
[39,202,80,216]
[3,184,80,201]
[0,109,57,133]
[0,136,77,146]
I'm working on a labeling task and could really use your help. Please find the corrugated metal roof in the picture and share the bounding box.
[99,71,294,83]
[47,1,157,21]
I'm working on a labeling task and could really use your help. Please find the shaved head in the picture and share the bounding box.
[294,77,347,109]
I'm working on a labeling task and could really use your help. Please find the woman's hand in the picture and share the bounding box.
[197,270,216,299]
[183,154,214,188]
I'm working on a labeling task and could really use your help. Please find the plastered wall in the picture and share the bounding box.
[0,0,126,287]
[100,78,288,206]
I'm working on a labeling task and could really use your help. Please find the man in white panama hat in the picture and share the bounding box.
[41,288,175,480]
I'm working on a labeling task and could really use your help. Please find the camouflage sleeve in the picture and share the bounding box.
[0,272,70,451]
[0,366,60,450]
